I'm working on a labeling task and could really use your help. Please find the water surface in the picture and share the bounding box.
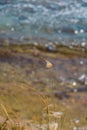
[0,0,87,47]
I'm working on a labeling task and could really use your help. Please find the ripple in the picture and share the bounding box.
[0,0,87,45]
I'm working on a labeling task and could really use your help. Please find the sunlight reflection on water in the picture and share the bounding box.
[0,0,87,46]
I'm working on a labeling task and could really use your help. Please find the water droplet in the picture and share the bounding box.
[72,82,77,86]
[81,42,86,47]
[80,29,84,33]
[74,30,78,34]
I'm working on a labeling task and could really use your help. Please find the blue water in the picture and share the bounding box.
[0,0,87,46]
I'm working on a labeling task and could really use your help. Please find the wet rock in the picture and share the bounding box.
[65,86,87,93]
[45,45,57,52]
[74,87,87,92]
[54,91,70,100]
[78,74,87,85]
[45,60,53,69]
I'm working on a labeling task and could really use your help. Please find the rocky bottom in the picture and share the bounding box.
[0,44,87,130]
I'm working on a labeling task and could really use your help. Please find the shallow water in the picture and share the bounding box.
[0,45,87,93]
[0,46,87,130]
[0,0,87,47]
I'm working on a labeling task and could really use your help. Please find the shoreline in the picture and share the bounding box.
[0,41,87,56]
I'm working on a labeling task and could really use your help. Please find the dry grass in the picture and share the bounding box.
[0,45,87,129]
[0,82,87,130]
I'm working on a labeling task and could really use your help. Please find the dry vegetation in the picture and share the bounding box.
[0,44,87,130]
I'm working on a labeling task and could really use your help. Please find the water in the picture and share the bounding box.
[0,0,87,47]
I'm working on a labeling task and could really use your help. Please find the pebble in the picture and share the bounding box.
[45,44,57,52]
[45,60,53,69]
